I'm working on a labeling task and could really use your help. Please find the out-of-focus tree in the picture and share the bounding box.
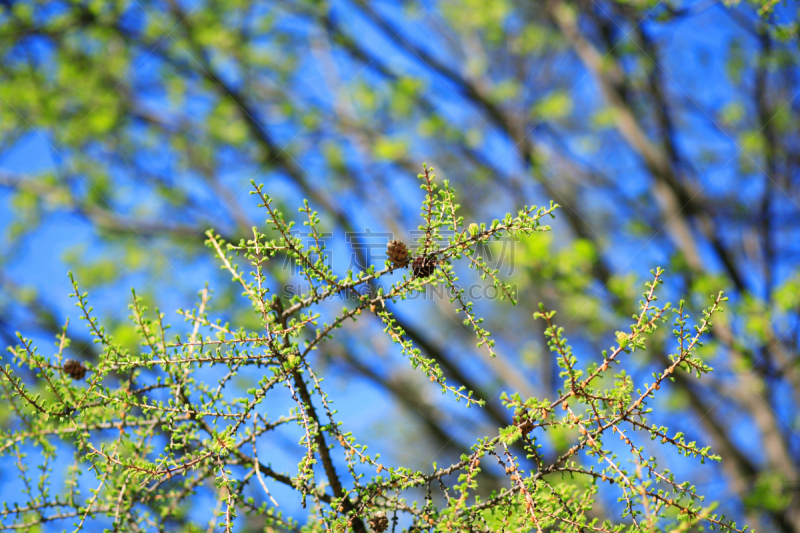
[0,0,798,531]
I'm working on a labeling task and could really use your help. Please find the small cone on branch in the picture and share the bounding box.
[63,359,87,381]
[412,255,436,279]
[369,511,389,533]
[513,410,534,435]
[387,240,410,268]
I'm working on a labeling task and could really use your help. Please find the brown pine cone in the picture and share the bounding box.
[513,410,534,435]
[411,255,436,279]
[62,359,87,381]
[387,239,410,268]
[368,511,389,533]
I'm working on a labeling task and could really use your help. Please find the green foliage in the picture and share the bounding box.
[1,173,744,532]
